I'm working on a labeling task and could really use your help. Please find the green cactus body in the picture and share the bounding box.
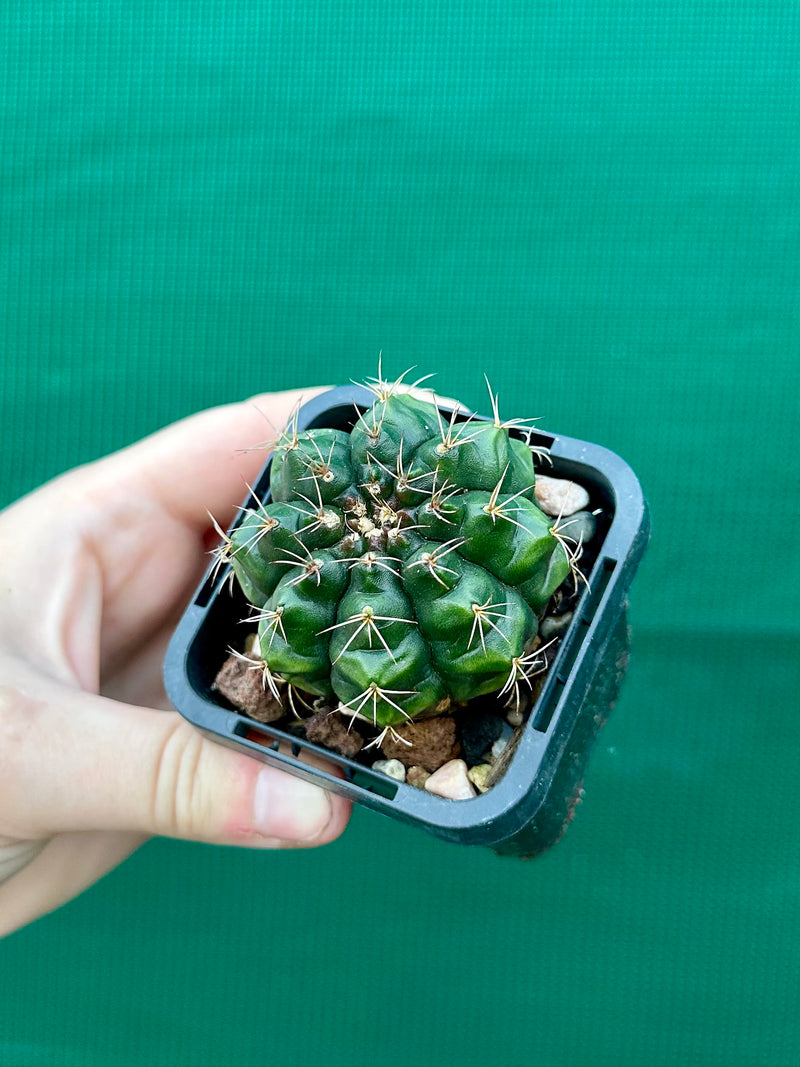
[226,389,574,731]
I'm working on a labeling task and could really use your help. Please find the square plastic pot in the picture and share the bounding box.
[164,385,650,857]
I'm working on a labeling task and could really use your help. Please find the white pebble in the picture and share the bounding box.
[371,758,407,782]
[424,759,477,800]
[534,474,590,517]
[506,705,524,727]
[488,721,514,762]
[491,735,509,760]
[243,631,261,657]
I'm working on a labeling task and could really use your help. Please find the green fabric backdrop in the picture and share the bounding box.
[1,3,799,1065]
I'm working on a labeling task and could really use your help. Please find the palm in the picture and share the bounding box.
[0,389,334,935]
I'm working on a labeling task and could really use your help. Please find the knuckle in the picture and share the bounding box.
[150,721,206,839]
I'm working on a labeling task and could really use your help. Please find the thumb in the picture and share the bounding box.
[1,673,349,848]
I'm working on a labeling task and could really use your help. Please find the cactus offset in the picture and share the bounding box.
[221,375,581,737]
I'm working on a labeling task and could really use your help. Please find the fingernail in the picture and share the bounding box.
[253,766,331,842]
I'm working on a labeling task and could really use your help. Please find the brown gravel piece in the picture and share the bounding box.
[213,653,284,723]
[380,716,461,772]
[304,710,365,759]
[406,765,431,790]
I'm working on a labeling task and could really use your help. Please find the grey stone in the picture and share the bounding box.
[534,474,590,517]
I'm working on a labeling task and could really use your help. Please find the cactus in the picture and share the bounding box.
[215,373,584,744]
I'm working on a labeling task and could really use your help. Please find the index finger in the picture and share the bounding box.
[85,387,331,530]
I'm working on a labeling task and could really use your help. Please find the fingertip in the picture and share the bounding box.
[253,766,352,848]
[225,759,351,850]
[251,765,333,843]
[86,385,336,532]
[313,792,353,847]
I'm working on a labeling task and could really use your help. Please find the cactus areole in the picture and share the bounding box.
[216,380,581,743]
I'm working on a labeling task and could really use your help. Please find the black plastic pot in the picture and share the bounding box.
[164,386,650,857]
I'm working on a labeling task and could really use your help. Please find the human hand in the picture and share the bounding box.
[0,389,352,938]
